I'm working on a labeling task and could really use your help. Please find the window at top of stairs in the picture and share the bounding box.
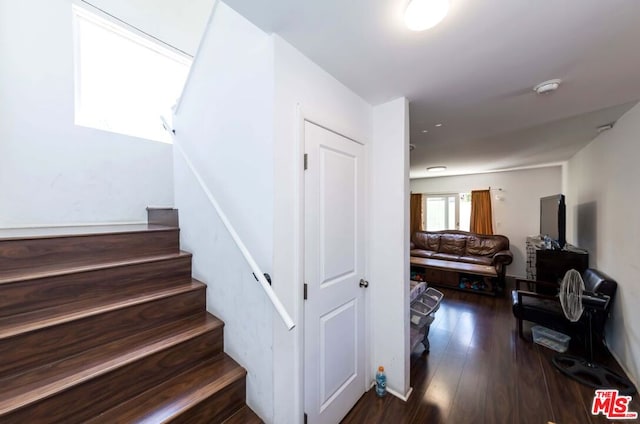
[72,4,191,143]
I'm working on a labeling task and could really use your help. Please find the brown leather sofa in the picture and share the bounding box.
[410,230,513,281]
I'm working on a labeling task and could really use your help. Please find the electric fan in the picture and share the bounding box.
[551,270,636,395]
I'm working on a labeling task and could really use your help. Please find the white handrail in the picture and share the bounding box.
[174,142,295,331]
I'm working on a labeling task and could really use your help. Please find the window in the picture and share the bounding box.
[423,193,471,231]
[73,5,191,143]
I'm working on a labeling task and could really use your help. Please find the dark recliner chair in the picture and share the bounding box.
[512,268,617,346]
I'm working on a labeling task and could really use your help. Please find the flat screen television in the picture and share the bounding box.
[540,194,566,249]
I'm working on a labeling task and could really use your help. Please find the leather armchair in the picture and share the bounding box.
[511,268,617,345]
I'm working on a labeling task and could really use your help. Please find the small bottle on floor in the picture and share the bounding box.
[375,366,387,397]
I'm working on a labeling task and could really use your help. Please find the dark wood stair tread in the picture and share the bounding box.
[0,225,180,274]
[0,224,176,241]
[85,354,246,424]
[223,405,263,424]
[0,222,253,423]
[0,251,192,284]
[0,313,223,415]
[0,280,206,340]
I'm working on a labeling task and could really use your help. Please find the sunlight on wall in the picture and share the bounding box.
[73,5,190,143]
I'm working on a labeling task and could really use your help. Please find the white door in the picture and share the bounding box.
[304,121,365,424]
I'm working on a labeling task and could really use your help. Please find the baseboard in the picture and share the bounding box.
[387,386,413,402]
[605,343,639,390]
[368,381,413,402]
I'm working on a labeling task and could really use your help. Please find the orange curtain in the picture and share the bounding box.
[470,190,493,235]
[410,193,423,235]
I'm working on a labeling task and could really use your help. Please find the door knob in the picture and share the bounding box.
[359,279,369,288]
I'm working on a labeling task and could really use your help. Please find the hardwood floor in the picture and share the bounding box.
[342,286,640,424]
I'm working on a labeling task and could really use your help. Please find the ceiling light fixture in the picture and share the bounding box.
[533,79,562,95]
[434,123,443,127]
[427,166,446,172]
[421,129,428,133]
[404,0,449,31]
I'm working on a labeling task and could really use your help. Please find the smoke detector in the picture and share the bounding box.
[533,79,562,95]
[597,122,615,133]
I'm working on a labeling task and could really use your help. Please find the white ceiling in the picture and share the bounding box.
[222,0,640,178]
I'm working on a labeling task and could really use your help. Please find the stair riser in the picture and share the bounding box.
[171,379,247,424]
[0,288,207,378]
[147,208,179,227]
[2,328,224,424]
[0,230,179,272]
[223,405,263,424]
[0,255,192,317]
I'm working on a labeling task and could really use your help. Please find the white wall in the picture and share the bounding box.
[410,167,563,278]
[85,0,213,55]
[172,2,275,420]
[174,8,409,422]
[369,98,411,398]
[271,34,374,424]
[0,0,174,227]
[565,102,640,386]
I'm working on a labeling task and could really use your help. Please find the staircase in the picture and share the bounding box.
[0,224,262,423]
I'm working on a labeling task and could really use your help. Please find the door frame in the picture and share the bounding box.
[296,107,371,422]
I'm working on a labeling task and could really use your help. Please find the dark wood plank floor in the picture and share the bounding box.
[342,287,640,424]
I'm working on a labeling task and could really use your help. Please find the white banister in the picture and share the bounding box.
[174,142,295,331]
